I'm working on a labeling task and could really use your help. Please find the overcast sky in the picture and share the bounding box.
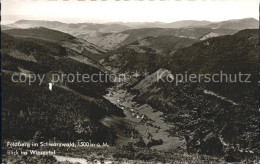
[2,0,259,24]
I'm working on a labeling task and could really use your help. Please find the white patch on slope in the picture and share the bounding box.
[200,32,220,40]
[203,90,238,105]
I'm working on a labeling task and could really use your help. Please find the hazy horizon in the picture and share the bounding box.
[2,0,258,25]
[2,15,259,26]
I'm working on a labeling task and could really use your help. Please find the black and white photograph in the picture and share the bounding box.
[1,0,259,163]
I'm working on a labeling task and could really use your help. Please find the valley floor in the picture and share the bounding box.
[103,84,185,151]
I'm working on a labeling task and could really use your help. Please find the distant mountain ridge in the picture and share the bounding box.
[104,18,258,29]
[203,18,259,30]
[7,18,258,33]
[5,18,257,51]
[7,20,132,41]
[131,20,212,28]
[10,20,131,33]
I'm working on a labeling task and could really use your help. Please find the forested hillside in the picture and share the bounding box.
[1,32,125,144]
[129,29,259,160]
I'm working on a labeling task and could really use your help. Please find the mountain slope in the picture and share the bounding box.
[165,29,258,102]
[100,35,200,73]
[1,32,127,144]
[86,28,239,50]
[129,29,258,158]
[128,36,198,54]
[3,27,75,42]
[3,27,107,62]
